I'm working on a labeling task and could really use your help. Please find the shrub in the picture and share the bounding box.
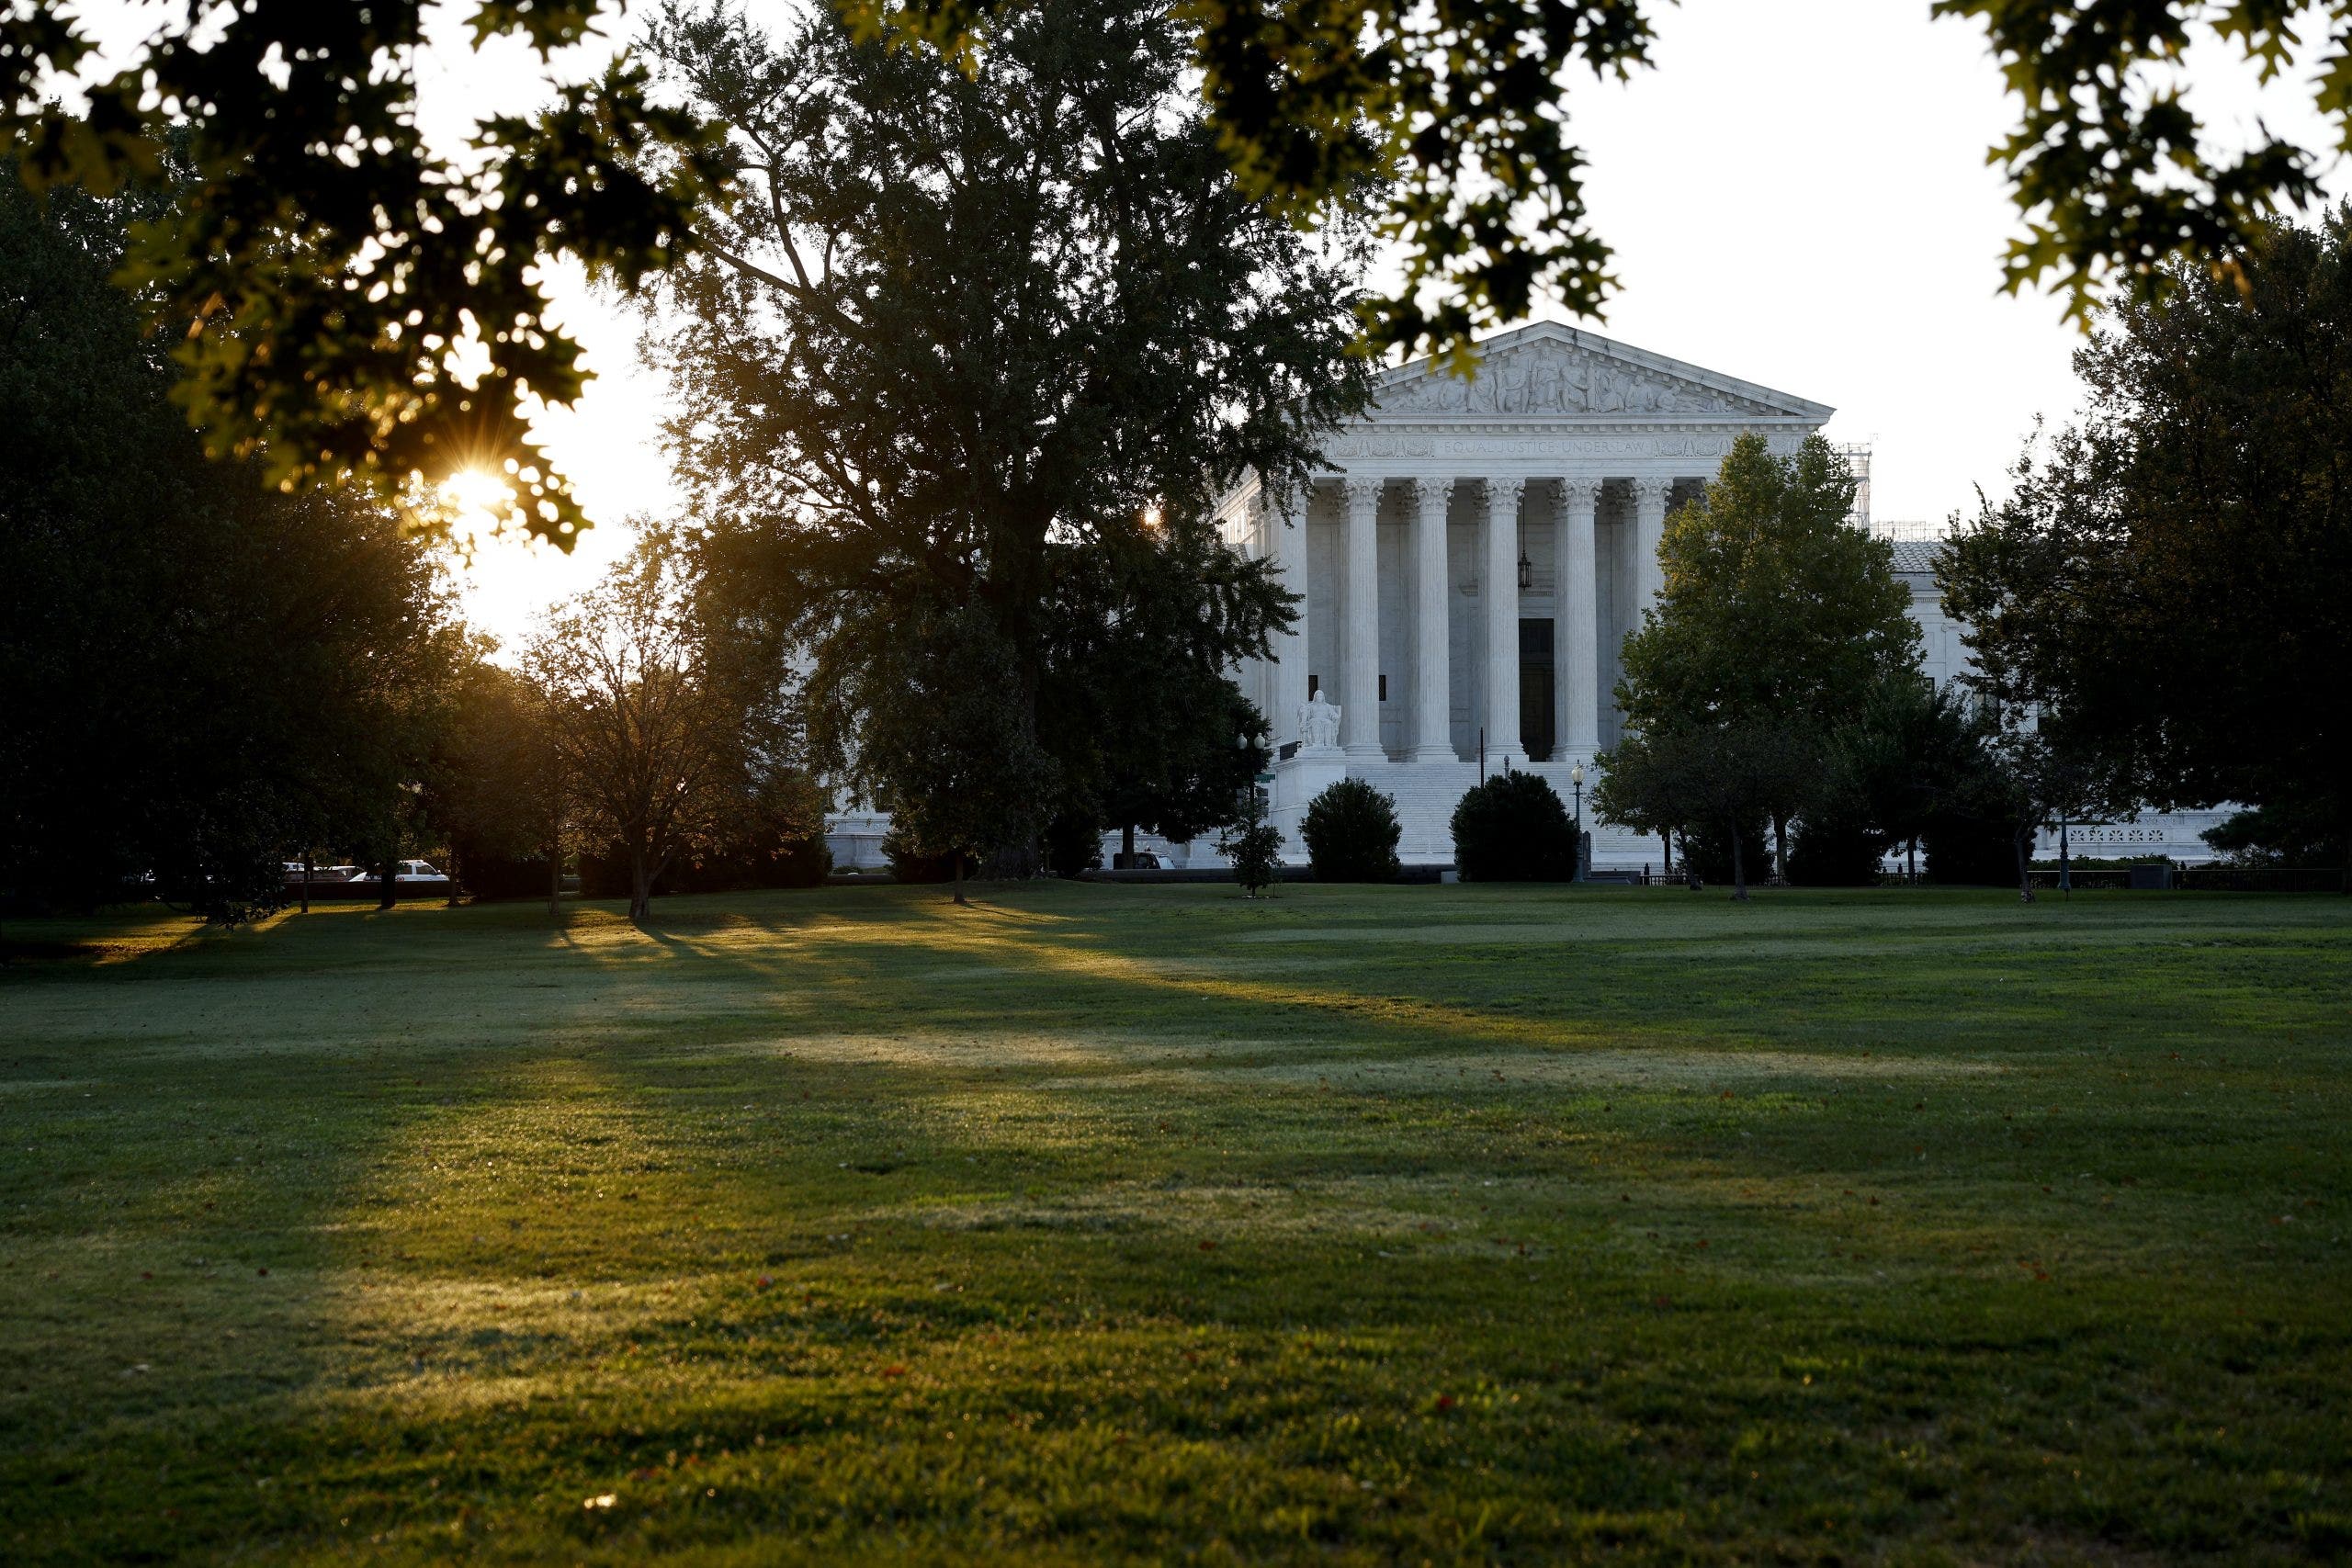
[453,851,557,902]
[1681,817,1771,886]
[1449,771,1575,881]
[881,828,977,885]
[1921,812,2018,886]
[1302,778,1401,882]
[1044,812,1104,878]
[1785,812,1887,886]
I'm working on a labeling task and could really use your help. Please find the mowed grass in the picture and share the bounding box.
[2,885,2348,1564]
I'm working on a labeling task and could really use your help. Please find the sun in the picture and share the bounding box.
[436,467,519,549]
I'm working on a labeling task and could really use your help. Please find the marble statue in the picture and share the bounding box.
[1298,691,1342,751]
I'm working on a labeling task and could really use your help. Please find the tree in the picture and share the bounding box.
[1616,434,1921,877]
[1302,778,1403,883]
[1970,723,2110,904]
[1826,671,1991,882]
[14,3,2330,513]
[857,605,1057,907]
[425,658,568,906]
[2201,803,2347,870]
[649,0,1364,891]
[1087,675,1269,866]
[526,536,776,922]
[1622,436,1919,733]
[1220,784,1284,898]
[0,168,465,921]
[1941,211,2352,889]
[1449,773,1577,883]
[1595,722,1816,898]
[1584,731,1679,876]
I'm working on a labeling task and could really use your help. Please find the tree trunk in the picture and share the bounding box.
[1122,823,1136,862]
[2014,828,2036,904]
[1729,820,1748,901]
[300,852,312,915]
[546,798,563,919]
[445,844,462,907]
[953,856,969,908]
[1905,837,1917,885]
[628,840,651,924]
[378,850,397,910]
[1660,829,1672,875]
[1772,815,1788,887]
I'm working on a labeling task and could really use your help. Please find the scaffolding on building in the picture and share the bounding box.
[1834,442,1871,527]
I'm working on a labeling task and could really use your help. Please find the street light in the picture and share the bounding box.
[1517,548,1532,591]
[1569,760,1585,882]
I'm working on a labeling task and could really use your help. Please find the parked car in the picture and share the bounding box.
[324,860,453,894]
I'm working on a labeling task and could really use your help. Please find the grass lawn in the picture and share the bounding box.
[2,883,2348,1563]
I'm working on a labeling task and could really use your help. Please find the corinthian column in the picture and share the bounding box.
[1633,477,1672,615]
[1408,477,1455,762]
[1482,477,1526,768]
[1340,477,1385,760]
[1554,477,1602,756]
[1267,484,1309,748]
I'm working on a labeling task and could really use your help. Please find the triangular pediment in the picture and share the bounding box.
[1371,321,1832,423]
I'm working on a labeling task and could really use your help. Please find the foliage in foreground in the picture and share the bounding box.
[6,0,2337,499]
[0,886,2346,1563]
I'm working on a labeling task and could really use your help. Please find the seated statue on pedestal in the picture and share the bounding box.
[1298,691,1342,751]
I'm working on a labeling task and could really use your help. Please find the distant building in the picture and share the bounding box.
[828,321,2229,873]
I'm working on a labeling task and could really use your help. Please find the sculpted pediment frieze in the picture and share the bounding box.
[1369,328,1821,423]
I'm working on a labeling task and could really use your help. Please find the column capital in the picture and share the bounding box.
[1631,476,1674,511]
[1555,476,1604,514]
[1409,475,1454,509]
[1341,476,1385,512]
[1486,476,1527,512]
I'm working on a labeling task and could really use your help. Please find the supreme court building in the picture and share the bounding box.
[824,321,2231,872]
[1221,321,1826,868]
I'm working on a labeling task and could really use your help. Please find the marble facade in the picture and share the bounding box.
[1222,321,1831,869]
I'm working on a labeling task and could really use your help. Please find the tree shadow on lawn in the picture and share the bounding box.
[0,1032,539,1562]
[545,919,2352,1560]
[6,891,2348,1561]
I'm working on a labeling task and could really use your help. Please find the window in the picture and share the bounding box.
[1378,674,1387,701]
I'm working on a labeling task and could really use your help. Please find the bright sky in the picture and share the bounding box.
[62,1,2352,648]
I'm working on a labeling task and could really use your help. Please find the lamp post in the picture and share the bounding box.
[1569,760,1585,882]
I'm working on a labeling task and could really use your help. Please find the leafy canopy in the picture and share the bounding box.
[1940,208,2352,879]
[0,2,729,544]
[650,0,1364,860]
[1616,434,1919,739]
[7,0,2349,523]
[854,0,2352,355]
[0,165,468,917]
